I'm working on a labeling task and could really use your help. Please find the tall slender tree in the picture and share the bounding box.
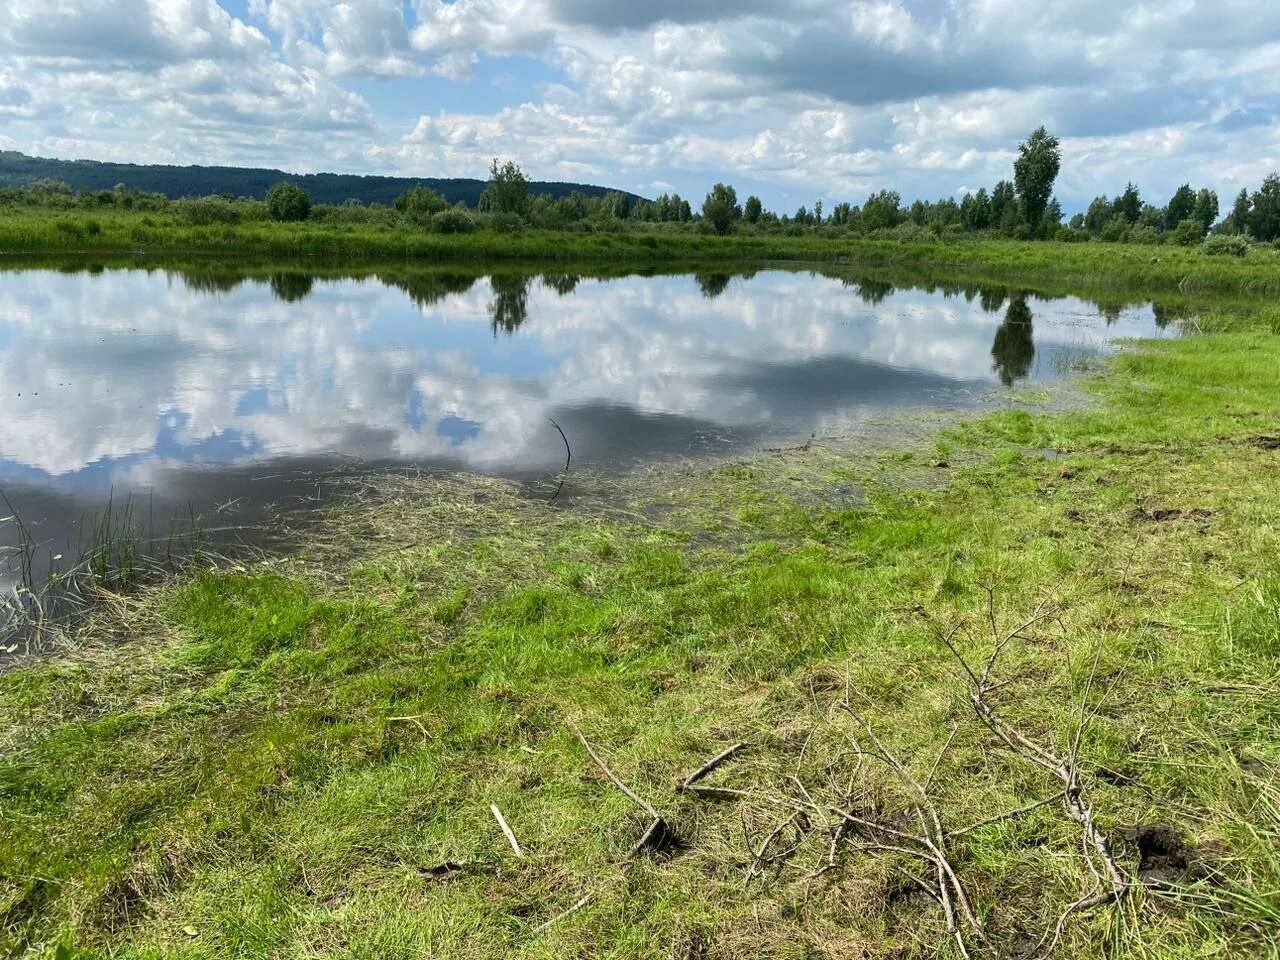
[1013,127,1061,236]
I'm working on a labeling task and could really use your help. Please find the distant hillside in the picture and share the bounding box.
[0,151,643,207]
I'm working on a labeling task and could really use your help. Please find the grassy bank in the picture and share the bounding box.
[3,297,1280,958]
[3,207,1280,296]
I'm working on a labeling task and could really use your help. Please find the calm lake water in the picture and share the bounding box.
[1,263,1180,600]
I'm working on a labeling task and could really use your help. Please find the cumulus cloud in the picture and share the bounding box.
[0,0,1277,205]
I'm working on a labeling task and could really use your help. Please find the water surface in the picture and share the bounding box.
[0,264,1180,598]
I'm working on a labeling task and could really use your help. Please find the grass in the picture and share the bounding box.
[3,207,1280,296]
[2,290,1280,958]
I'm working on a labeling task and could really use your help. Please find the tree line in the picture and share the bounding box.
[4,133,1280,247]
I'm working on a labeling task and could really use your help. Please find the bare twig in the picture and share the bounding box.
[678,741,747,792]
[568,718,673,857]
[535,892,596,932]
[490,803,524,858]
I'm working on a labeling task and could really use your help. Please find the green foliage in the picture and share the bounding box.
[701,182,741,235]
[743,195,763,224]
[1171,217,1206,246]
[1165,183,1196,229]
[1112,182,1142,224]
[431,208,477,234]
[1248,172,1280,241]
[861,189,902,230]
[478,158,530,217]
[176,196,241,226]
[1055,226,1090,243]
[1192,188,1219,232]
[1013,127,1060,234]
[1202,233,1250,257]
[265,181,311,222]
[394,185,448,218]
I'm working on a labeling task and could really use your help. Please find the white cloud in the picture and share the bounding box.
[0,0,1277,207]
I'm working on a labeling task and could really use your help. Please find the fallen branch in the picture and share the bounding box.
[547,418,572,504]
[568,718,674,857]
[535,892,596,933]
[677,741,747,792]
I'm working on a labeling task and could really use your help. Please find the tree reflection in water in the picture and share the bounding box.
[490,275,531,334]
[991,293,1035,385]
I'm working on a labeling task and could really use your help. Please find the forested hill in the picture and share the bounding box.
[0,151,642,206]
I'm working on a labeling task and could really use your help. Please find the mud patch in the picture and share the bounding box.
[1247,435,1280,450]
[1131,507,1214,523]
[1116,824,1196,884]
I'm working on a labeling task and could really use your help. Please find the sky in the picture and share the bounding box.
[0,0,1277,212]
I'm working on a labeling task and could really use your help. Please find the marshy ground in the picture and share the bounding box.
[2,296,1279,959]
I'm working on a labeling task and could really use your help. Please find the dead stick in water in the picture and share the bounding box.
[490,803,524,858]
[548,418,571,504]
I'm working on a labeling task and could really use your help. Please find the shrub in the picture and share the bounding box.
[1126,223,1162,245]
[1170,218,1206,247]
[176,196,241,226]
[1055,226,1090,243]
[431,209,477,234]
[1202,234,1250,257]
[1100,216,1129,243]
[485,211,523,234]
[395,186,447,218]
[265,181,311,222]
[84,219,102,237]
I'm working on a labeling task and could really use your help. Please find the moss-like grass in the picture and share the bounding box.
[2,296,1280,958]
[2,207,1280,297]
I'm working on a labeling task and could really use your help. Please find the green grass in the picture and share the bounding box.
[3,207,1280,296]
[2,294,1280,958]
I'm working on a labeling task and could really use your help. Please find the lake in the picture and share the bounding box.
[0,263,1180,608]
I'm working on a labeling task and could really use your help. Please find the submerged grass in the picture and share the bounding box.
[2,300,1280,958]
[3,208,1280,296]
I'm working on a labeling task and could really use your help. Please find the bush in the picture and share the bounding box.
[1170,218,1206,247]
[265,181,311,222]
[395,186,448,218]
[1202,234,1250,257]
[1127,224,1162,245]
[1055,226,1090,243]
[431,209,477,234]
[176,196,241,226]
[485,211,523,234]
[84,219,102,237]
[1100,216,1129,243]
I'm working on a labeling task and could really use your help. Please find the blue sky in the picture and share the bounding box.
[1,0,1278,212]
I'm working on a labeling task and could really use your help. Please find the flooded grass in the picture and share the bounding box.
[1,297,1279,957]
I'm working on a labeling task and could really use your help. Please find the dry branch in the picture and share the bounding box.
[677,741,747,792]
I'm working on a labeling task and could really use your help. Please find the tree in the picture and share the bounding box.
[478,158,530,217]
[702,182,741,235]
[1225,188,1251,235]
[961,188,991,229]
[990,180,1017,229]
[743,195,763,224]
[1164,184,1195,229]
[1012,127,1061,236]
[813,199,823,223]
[1191,188,1219,232]
[265,181,311,222]
[395,185,447,217]
[1248,173,1280,241]
[861,189,902,230]
[1112,183,1141,224]
[1083,195,1112,234]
